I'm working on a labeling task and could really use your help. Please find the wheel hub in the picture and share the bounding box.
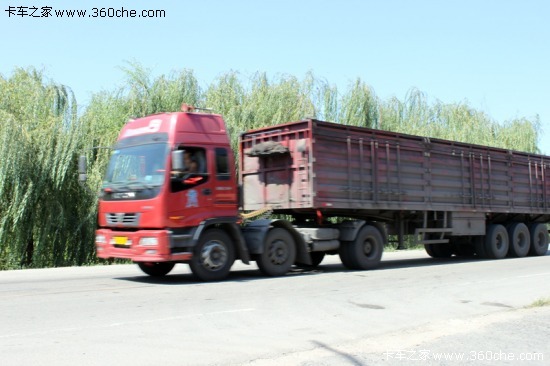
[496,236,503,250]
[201,242,227,270]
[268,240,288,265]
[363,240,374,257]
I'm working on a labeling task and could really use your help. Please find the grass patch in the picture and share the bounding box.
[526,297,550,308]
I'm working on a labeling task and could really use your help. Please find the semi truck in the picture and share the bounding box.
[79,104,550,281]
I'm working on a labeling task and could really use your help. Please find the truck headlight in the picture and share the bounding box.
[139,237,158,246]
[96,234,107,244]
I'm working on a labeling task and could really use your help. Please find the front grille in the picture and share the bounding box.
[105,213,140,226]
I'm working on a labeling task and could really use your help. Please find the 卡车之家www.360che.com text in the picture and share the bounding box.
[5,6,166,18]
[384,350,544,362]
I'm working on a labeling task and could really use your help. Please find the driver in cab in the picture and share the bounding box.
[183,151,198,173]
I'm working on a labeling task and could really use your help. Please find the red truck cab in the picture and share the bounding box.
[94,108,244,279]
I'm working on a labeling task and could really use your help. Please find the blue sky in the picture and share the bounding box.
[1,0,549,152]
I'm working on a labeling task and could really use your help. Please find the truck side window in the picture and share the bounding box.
[215,148,230,181]
[171,146,208,192]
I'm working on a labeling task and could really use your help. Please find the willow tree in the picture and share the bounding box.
[339,78,379,128]
[0,68,93,269]
[205,71,338,150]
[379,89,540,153]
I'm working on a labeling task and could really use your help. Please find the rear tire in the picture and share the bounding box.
[484,224,509,259]
[137,262,175,277]
[507,223,530,257]
[338,241,355,269]
[257,228,296,276]
[339,225,383,270]
[529,223,549,256]
[189,229,235,281]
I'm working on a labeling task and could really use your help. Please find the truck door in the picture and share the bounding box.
[212,147,238,214]
[168,146,215,226]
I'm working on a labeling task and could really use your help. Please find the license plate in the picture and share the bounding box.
[114,236,129,246]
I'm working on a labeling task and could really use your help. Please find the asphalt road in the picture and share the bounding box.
[1,250,549,365]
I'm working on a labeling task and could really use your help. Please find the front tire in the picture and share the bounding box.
[257,228,296,276]
[189,229,235,281]
[137,262,175,277]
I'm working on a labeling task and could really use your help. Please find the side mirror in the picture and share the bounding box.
[172,150,184,171]
[78,155,87,182]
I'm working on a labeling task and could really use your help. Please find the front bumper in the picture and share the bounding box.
[95,229,192,262]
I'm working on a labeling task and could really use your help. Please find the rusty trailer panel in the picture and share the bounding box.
[239,119,550,219]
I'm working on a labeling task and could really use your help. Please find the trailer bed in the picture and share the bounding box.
[240,119,550,221]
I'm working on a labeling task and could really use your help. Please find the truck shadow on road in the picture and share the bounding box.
[113,253,540,285]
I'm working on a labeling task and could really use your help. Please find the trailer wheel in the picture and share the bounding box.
[189,229,235,281]
[507,223,530,257]
[137,262,175,277]
[425,244,453,258]
[529,223,549,256]
[257,228,296,276]
[339,225,383,270]
[484,224,509,259]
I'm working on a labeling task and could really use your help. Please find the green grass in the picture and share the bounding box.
[526,297,550,308]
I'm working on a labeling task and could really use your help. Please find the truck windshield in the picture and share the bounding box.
[103,143,169,191]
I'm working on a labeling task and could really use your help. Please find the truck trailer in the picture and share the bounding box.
[79,105,549,281]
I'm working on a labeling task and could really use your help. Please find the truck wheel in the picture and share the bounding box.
[257,228,296,276]
[339,225,383,270]
[507,223,530,257]
[295,252,325,269]
[425,243,453,258]
[484,224,509,259]
[529,223,549,256]
[189,229,235,281]
[137,262,175,277]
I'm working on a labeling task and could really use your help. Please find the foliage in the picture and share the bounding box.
[0,64,542,269]
[0,68,93,269]
[379,89,541,150]
[526,297,550,308]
